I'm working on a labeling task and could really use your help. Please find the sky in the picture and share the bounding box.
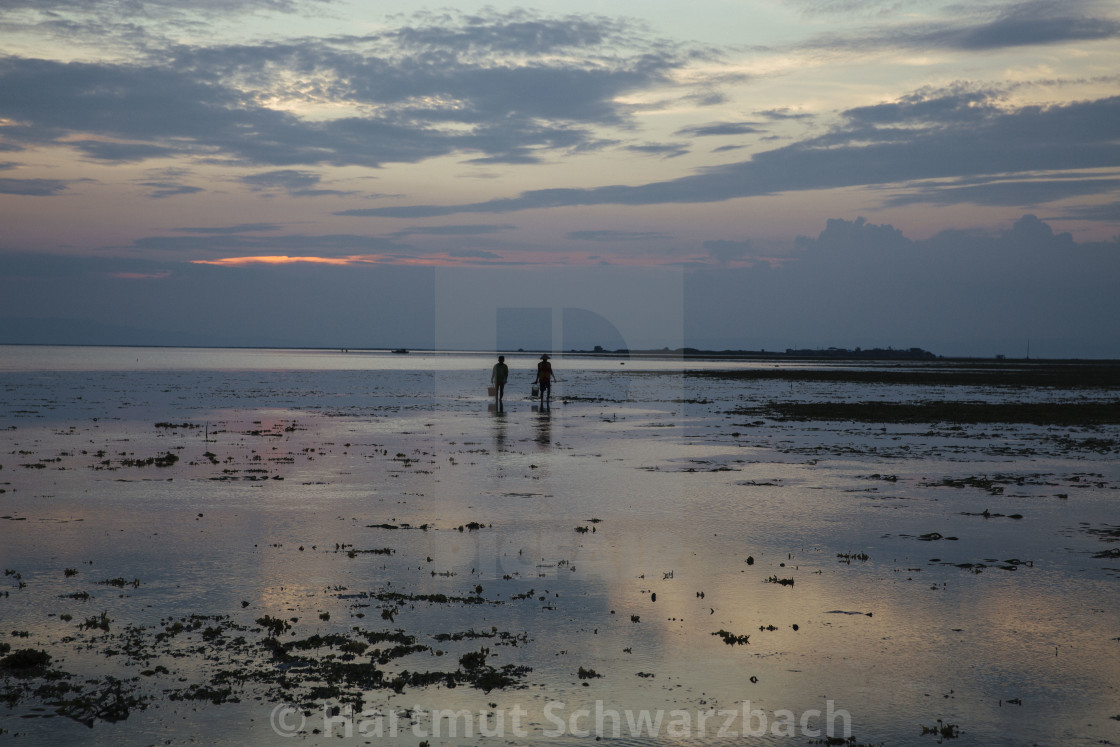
[1,0,1119,358]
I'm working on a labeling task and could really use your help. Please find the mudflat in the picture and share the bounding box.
[1,349,1118,745]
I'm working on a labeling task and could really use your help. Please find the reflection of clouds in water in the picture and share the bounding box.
[2,351,1119,745]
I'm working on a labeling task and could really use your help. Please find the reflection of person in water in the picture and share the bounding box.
[534,408,551,449]
[493,406,508,453]
[534,354,556,408]
[490,355,508,410]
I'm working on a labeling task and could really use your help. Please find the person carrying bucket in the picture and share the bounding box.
[534,354,557,408]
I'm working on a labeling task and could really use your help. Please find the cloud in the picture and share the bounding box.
[0,0,323,12]
[0,0,332,46]
[0,57,281,158]
[754,108,813,121]
[9,5,1109,222]
[624,142,690,158]
[702,239,753,263]
[883,175,1120,208]
[782,0,918,17]
[686,214,1120,356]
[4,214,1117,354]
[239,169,357,197]
[70,140,179,162]
[390,224,516,237]
[0,250,438,349]
[139,181,205,199]
[798,0,1120,53]
[839,83,1003,126]
[1055,201,1120,223]
[109,271,173,280]
[675,122,765,137]
[191,251,542,268]
[795,216,912,254]
[240,170,322,192]
[0,177,69,196]
[338,88,1120,217]
[173,223,285,233]
[0,252,176,278]
[0,11,706,170]
[385,9,625,52]
[447,248,502,259]
[927,1,1120,51]
[567,230,672,242]
[126,231,415,258]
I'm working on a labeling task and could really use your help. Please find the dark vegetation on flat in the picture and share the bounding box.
[708,360,1120,426]
[740,401,1120,425]
[689,361,1120,389]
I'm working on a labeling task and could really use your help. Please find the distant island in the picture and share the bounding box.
[568,345,938,360]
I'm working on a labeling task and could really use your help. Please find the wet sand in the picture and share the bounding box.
[1,351,1119,745]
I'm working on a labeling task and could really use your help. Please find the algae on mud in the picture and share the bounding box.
[736,400,1120,426]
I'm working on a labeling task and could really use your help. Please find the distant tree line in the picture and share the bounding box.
[572,345,938,360]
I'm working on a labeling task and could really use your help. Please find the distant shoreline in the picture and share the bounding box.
[565,346,939,361]
[2,341,1119,363]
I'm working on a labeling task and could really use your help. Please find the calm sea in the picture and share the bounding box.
[0,344,767,373]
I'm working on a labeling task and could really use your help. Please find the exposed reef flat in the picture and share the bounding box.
[1,353,1118,745]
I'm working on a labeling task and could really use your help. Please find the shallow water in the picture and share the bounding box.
[1,346,1118,745]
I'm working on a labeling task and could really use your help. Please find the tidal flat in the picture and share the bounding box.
[1,347,1118,745]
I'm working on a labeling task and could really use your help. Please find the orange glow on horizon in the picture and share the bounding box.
[189,252,758,269]
[192,255,359,266]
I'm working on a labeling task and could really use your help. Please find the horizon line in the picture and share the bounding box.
[3,341,1118,363]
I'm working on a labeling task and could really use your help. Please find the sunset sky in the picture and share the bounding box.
[2,0,1119,357]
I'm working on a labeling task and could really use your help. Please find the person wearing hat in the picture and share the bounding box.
[534,354,557,408]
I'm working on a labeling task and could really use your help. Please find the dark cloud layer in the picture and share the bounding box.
[340,90,1120,218]
[126,230,413,258]
[391,224,515,237]
[0,252,435,349]
[0,12,696,171]
[675,122,766,137]
[798,0,1120,53]
[3,5,1116,223]
[0,178,69,196]
[140,181,204,199]
[3,214,1115,356]
[686,214,1120,357]
[567,230,673,242]
[239,170,357,198]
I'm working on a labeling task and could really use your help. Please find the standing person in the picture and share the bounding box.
[535,354,557,408]
[491,355,509,410]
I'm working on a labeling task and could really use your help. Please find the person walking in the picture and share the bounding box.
[534,354,557,408]
[491,355,509,410]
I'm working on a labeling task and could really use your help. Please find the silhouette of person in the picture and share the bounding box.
[534,354,557,408]
[491,355,509,410]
